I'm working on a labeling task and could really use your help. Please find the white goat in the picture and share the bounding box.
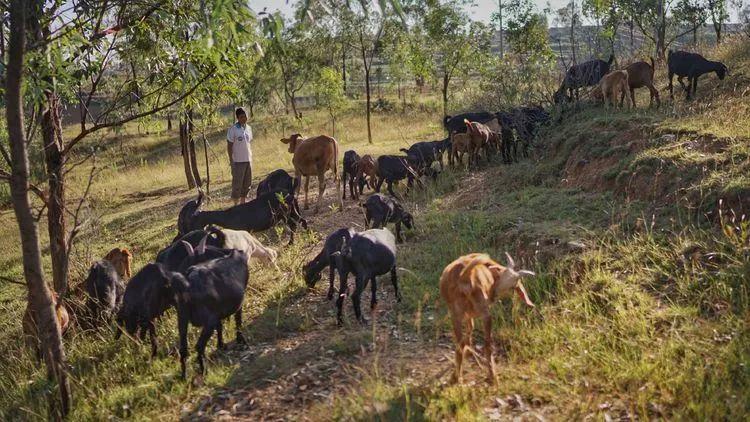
[211,227,279,270]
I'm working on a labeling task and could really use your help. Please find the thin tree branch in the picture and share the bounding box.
[0,170,48,204]
[64,68,216,154]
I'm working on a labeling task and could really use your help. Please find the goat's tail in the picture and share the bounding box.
[399,148,409,154]
[443,115,452,129]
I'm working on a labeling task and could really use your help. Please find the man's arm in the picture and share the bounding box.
[227,141,233,163]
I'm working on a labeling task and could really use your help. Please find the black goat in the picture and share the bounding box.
[554,55,614,103]
[332,228,401,325]
[303,227,357,300]
[400,141,441,173]
[363,194,414,243]
[187,190,307,244]
[84,260,124,324]
[176,191,204,239]
[116,263,180,357]
[443,112,496,135]
[375,155,421,199]
[256,169,297,198]
[342,150,362,200]
[172,249,249,378]
[667,50,728,100]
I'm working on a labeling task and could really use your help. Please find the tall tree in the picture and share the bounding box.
[674,0,707,44]
[706,0,729,43]
[3,0,71,417]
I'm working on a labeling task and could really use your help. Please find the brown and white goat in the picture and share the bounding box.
[450,132,474,168]
[598,70,631,108]
[439,253,535,384]
[464,119,498,165]
[280,133,342,212]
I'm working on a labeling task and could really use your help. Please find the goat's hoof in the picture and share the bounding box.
[236,333,246,346]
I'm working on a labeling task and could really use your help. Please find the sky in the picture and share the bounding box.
[249,0,571,24]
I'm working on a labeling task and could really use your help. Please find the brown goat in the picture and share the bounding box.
[104,247,132,279]
[280,134,342,212]
[356,154,378,192]
[23,292,70,359]
[622,59,660,108]
[598,70,631,108]
[450,132,474,168]
[439,253,535,384]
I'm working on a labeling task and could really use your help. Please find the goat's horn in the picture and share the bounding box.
[518,270,536,277]
[505,252,515,269]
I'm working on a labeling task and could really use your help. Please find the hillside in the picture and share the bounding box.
[1,38,749,420]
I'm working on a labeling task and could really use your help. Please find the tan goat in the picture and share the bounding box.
[598,70,631,108]
[280,134,342,212]
[450,132,474,168]
[104,247,133,279]
[23,292,70,359]
[439,253,535,384]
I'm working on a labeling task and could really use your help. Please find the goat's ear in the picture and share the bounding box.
[280,137,290,144]
[516,281,535,308]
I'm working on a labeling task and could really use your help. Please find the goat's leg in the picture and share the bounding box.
[375,176,384,193]
[370,276,378,311]
[316,172,326,213]
[195,324,216,375]
[650,84,660,108]
[327,263,336,300]
[234,309,245,345]
[390,266,402,302]
[691,76,698,100]
[387,180,399,199]
[482,315,497,385]
[450,315,465,384]
[395,221,403,243]
[630,87,636,108]
[303,176,310,210]
[668,72,674,99]
[216,321,224,350]
[352,275,368,325]
[336,270,349,325]
[178,312,189,379]
[147,322,158,358]
[342,172,347,200]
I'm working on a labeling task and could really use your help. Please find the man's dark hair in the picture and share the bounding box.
[235,107,247,117]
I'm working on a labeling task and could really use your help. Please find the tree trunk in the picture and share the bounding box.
[167,113,173,131]
[714,22,722,44]
[498,0,504,59]
[364,65,372,144]
[442,72,449,119]
[570,1,577,65]
[6,1,71,417]
[41,94,69,294]
[655,0,666,60]
[342,41,347,94]
[179,113,197,189]
[186,110,202,187]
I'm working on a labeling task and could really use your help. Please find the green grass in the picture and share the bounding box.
[2,38,750,420]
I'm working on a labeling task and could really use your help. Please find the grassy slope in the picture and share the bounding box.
[1,39,749,420]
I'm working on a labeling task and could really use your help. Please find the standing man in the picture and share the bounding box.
[227,107,253,205]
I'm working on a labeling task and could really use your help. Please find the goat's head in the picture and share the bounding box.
[116,263,176,336]
[717,63,728,80]
[104,247,133,279]
[486,252,535,308]
[303,260,321,287]
[280,133,303,153]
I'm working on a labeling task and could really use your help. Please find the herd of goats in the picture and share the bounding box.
[21,48,729,385]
